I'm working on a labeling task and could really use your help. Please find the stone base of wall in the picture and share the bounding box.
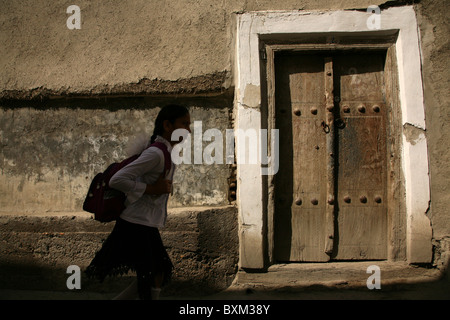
[0,206,238,298]
[433,237,450,281]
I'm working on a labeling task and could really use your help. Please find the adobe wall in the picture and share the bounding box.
[1,0,379,98]
[0,97,233,212]
[415,0,450,241]
[0,0,448,289]
[2,1,447,235]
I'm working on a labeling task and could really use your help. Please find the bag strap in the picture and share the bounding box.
[149,141,171,176]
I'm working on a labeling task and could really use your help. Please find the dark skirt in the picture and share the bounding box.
[85,217,173,287]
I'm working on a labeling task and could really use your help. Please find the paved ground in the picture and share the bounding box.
[0,261,448,300]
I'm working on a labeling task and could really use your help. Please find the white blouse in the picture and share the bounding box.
[109,136,174,228]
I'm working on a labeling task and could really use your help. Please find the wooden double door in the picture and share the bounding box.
[274,51,389,262]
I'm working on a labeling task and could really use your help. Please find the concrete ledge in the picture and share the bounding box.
[0,206,238,298]
[233,261,442,288]
[215,261,450,300]
[0,72,230,101]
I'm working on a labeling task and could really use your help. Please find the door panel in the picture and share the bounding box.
[334,53,387,260]
[274,53,329,262]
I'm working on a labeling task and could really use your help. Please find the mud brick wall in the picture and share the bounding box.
[0,206,238,296]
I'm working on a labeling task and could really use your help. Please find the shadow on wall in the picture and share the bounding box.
[0,206,239,299]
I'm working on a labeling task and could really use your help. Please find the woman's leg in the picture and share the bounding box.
[136,270,153,300]
[136,271,165,300]
[150,272,165,299]
[152,272,164,288]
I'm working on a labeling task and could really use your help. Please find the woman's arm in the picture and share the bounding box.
[144,175,172,195]
[109,148,169,203]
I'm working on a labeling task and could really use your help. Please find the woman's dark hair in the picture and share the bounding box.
[150,104,189,143]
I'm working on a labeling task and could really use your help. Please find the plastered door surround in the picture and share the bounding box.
[234,7,432,269]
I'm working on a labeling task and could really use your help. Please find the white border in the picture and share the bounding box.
[235,7,432,268]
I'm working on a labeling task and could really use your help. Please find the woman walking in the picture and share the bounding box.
[86,104,191,300]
